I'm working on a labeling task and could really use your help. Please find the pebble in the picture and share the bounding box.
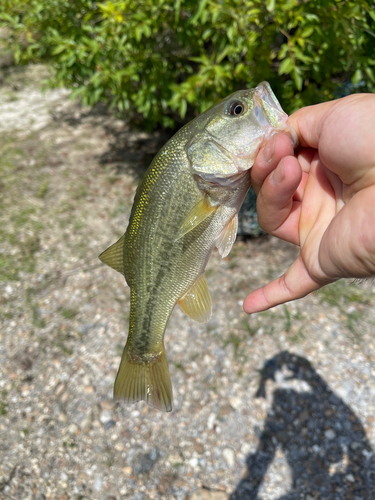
[58,413,68,423]
[207,413,216,430]
[68,424,78,434]
[240,443,252,456]
[362,449,373,459]
[190,490,227,500]
[325,429,336,440]
[133,448,159,474]
[100,410,113,425]
[100,399,115,411]
[104,420,116,430]
[193,442,204,454]
[80,418,92,432]
[60,392,69,403]
[229,397,242,411]
[189,457,198,468]
[83,385,95,394]
[94,475,103,491]
[55,384,65,397]
[222,447,235,467]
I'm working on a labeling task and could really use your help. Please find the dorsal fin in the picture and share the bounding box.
[178,273,212,323]
[99,235,125,275]
[216,214,238,258]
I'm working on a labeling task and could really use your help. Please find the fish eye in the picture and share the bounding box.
[228,100,245,116]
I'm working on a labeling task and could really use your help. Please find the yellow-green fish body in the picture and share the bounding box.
[99,82,296,412]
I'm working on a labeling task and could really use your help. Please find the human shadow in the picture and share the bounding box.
[231,351,375,500]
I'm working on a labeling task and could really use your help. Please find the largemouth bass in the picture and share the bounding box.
[99,82,296,412]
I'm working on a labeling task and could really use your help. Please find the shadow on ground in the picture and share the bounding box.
[97,121,172,181]
[49,98,173,182]
[231,351,375,500]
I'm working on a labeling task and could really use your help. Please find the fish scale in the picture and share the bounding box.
[99,82,297,412]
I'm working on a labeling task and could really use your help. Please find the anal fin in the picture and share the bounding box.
[177,197,216,240]
[114,345,173,412]
[216,214,238,258]
[178,273,212,323]
[99,235,125,275]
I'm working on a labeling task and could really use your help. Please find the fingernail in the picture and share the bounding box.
[261,135,276,163]
[271,159,284,185]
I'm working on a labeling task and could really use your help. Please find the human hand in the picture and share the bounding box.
[244,94,375,314]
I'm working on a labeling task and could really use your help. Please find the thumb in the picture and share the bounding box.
[287,100,337,149]
[243,255,325,314]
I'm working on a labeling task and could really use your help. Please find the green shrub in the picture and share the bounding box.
[1,0,374,127]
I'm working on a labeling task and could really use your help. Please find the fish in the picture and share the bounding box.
[99,82,297,412]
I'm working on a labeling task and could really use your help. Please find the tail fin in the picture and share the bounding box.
[114,345,173,412]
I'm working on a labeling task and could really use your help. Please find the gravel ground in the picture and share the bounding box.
[1,64,375,500]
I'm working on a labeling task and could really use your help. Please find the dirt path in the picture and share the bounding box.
[1,64,375,500]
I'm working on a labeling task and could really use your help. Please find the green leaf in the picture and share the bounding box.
[174,0,181,24]
[293,47,313,64]
[365,67,375,82]
[278,44,289,60]
[202,28,212,40]
[279,57,294,75]
[352,69,363,85]
[292,68,303,91]
[52,45,66,55]
[135,27,142,42]
[190,0,208,25]
[234,62,245,76]
[70,86,86,100]
[179,99,187,118]
[305,14,319,22]
[301,26,314,38]
[266,0,275,12]
[216,46,230,64]
[143,24,151,38]
[93,88,103,102]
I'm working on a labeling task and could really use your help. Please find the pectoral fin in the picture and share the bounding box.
[177,198,216,240]
[99,235,125,275]
[216,214,238,258]
[178,273,212,323]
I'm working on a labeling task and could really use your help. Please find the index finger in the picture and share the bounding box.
[251,132,295,194]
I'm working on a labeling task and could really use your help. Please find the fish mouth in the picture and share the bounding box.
[253,96,287,128]
[254,83,299,147]
[253,83,288,128]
